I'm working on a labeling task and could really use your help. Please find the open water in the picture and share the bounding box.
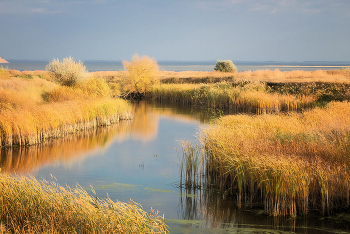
[2,60,349,72]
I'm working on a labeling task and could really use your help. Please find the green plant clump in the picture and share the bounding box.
[214,60,237,73]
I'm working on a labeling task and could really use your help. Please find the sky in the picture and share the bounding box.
[0,0,349,62]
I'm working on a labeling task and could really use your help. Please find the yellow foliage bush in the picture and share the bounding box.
[122,54,159,94]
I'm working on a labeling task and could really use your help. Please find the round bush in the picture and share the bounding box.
[46,57,87,86]
[214,60,237,73]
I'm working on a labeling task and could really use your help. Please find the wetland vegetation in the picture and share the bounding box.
[1,58,350,232]
[0,173,167,233]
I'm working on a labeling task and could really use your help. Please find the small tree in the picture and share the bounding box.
[214,60,237,73]
[46,57,87,86]
[122,54,159,95]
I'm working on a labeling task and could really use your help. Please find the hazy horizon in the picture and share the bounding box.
[1,0,349,62]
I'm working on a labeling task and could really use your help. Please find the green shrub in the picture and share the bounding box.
[214,60,237,73]
[46,57,87,86]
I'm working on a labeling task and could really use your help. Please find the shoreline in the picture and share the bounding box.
[0,113,132,148]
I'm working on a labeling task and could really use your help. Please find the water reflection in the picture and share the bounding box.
[0,122,132,173]
[0,101,209,173]
[176,184,350,233]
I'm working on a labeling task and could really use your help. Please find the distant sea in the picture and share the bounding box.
[2,60,350,72]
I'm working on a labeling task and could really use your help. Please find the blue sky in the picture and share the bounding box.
[0,0,349,61]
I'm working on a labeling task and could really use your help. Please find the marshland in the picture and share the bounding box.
[1,59,350,233]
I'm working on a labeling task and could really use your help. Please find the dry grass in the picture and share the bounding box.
[43,78,112,102]
[10,68,350,84]
[0,173,168,233]
[158,69,350,83]
[0,70,132,147]
[0,98,132,147]
[184,101,350,216]
[150,82,316,113]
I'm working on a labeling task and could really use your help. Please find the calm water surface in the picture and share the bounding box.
[3,60,350,72]
[1,101,350,233]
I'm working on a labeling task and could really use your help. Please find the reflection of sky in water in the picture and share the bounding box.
[31,113,200,220]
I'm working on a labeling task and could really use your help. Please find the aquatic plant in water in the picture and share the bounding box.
[181,101,350,216]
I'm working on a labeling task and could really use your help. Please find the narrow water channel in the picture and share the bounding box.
[1,101,350,233]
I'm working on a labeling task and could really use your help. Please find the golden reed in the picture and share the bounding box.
[183,101,350,216]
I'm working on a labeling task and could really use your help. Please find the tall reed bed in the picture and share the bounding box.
[0,74,132,147]
[182,101,350,216]
[0,173,168,233]
[156,69,350,83]
[150,82,316,113]
[237,69,350,83]
[0,98,132,147]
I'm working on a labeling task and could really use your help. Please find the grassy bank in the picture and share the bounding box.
[182,101,350,216]
[0,70,132,147]
[158,68,350,83]
[0,173,168,233]
[0,122,132,173]
[149,70,350,112]
[150,82,316,113]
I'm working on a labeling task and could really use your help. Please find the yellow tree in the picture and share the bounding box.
[122,54,159,96]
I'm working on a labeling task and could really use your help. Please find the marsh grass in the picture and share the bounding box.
[0,67,10,79]
[182,101,350,216]
[0,98,132,147]
[43,78,112,102]
[0,72,132,147]
[150,82,316,113]
[267,82,350,102]
[179,141,203,190]
[0,173,168,233]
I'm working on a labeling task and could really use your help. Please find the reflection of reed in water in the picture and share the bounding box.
[0,122,132,173]
[177,183,350,232]
[177,141,298,230]
[178,141,350,233]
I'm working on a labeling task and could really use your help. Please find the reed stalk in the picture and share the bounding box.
[0,74,132,147]
[0,173,168,233]
[150,82,316,113]
[182,101,350,216]
[0,99,132,147]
